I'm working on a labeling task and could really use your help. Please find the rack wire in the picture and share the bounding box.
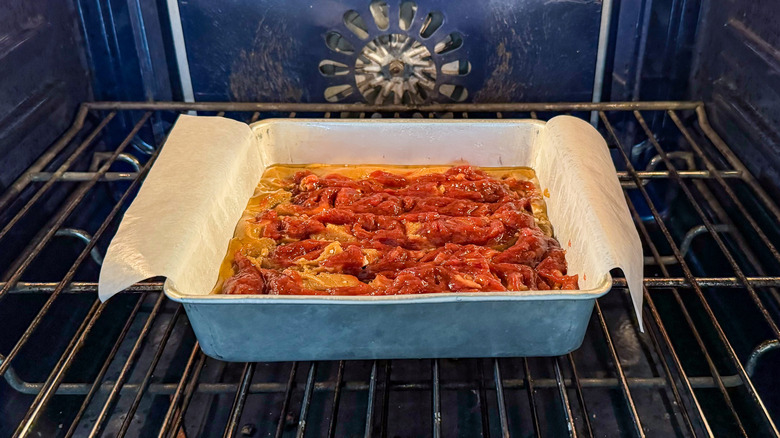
[1,101,780,437]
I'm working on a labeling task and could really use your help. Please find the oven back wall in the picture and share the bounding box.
[176,0,602,103]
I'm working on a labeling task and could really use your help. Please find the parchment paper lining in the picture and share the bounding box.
[98,115,644,328]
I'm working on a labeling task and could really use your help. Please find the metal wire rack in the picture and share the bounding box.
[1,101,780,437]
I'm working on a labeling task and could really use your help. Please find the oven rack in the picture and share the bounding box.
[1,101,779,437]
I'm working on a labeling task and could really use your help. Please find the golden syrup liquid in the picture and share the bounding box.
[213,164,550,293]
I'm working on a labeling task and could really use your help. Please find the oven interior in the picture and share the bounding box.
[1,0,779,436]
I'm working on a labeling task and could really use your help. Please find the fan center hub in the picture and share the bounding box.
[388,59,405,76]
[354,33,436,104]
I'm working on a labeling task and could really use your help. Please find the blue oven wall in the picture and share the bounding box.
[0,2,93,433]
[691,0,780,197]
[0,1,92,190]
[177,0,603,103]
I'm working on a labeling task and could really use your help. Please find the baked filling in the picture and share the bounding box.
[215,164,578,295]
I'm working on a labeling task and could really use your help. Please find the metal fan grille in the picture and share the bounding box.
[320,1,471,104]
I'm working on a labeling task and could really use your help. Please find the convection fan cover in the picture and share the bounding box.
[319,1,470,104]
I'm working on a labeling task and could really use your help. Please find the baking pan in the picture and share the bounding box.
[166,278,610,361]
[150,117,633,361]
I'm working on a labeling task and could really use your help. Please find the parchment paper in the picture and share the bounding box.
[99,115,644,328]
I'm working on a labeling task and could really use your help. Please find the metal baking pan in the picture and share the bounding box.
[158,118,618,362]
[165,279,610,361]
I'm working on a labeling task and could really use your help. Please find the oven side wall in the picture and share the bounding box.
[0,1,93,191]
[691,0,780,197]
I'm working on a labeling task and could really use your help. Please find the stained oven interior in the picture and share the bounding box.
[1,0,779,437]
